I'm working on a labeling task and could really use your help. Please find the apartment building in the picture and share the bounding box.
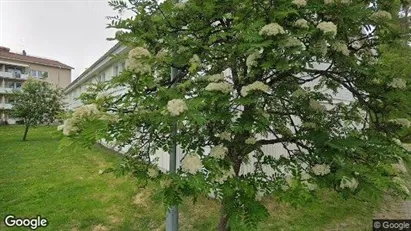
[63,42,355,174]
[65,42,129,110]
[0,46,73,124]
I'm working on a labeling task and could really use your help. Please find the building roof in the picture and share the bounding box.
[64,42,127,93]
[0,46,74,70]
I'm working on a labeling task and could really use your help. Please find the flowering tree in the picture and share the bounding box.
[12,78,64,141]
[61,0,411,230]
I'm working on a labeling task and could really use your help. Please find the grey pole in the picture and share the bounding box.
[166,42,179,231]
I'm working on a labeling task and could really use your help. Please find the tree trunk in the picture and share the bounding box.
[218,202,229,231]
[22,123,30,141]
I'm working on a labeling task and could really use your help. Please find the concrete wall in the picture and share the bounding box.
[28,63,71,89]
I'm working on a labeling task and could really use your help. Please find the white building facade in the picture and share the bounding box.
[64,43,355,175]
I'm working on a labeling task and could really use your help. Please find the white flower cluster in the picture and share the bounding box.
[208,73,225,82]
[210,145,228,159]
[167,99,188,116]
[324,0,334,4]
[147,168,159,178]
[294,19,309,29]
[72,104,100,119]
[392,159,408,174]
[259,23,285,36]
[333,42,350,56]
[402,143,411,152]
[388,78,407,89]
[284,37,303,48]
[340,177,359,191]
[219,131,231,141]
[311,164,331,176]
[317,22,337,37]
[215,167,235,184]
[59,104,101,136]
[245,137,257,144]
[205,82,233,94]
[389,118,411,127]
[241,81,271,97]
[125,47,152,75]
[371,10,392,21]
[181,153,203,174]
[309,99,326,112]
[61,118,79,136]
[292,0,307,7]
[246,51,261,69]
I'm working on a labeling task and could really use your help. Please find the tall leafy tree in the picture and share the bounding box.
[12,78,64,141]
[61,0,411,230]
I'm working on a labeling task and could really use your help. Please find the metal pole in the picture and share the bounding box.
[166,55,179,231]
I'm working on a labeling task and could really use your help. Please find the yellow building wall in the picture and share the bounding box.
[0,58,72,89]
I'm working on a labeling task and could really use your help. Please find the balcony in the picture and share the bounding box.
[0,103,13,110]
[0,87,20,94]
[0,71,28,80]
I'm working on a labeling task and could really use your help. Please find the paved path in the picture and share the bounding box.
[400,200,411,218]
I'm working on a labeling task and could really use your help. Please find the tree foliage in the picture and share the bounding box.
[62,0,411,229]
[12,78,64,141]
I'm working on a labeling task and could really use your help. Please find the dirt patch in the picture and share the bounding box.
[133,191,151,206]
[375,196,405,219]
[92,224,109,231]
[108,214,123,224]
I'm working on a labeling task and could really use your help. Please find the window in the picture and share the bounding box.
[30,70,48,78]
[101,73,105,82]
[41,71,48,78]
[114,66,119,76]
[121,62,125,72]
[6,82,22,89]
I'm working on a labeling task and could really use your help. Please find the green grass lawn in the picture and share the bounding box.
[0,126,409,230]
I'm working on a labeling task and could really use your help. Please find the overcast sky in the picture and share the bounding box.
[0,0,130,81]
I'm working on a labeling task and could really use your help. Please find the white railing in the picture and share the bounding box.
[0,103,13,110]
[0,71,13,78]
[0,87,20,94]
[0,71,28,79]
[0,87,8,94]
